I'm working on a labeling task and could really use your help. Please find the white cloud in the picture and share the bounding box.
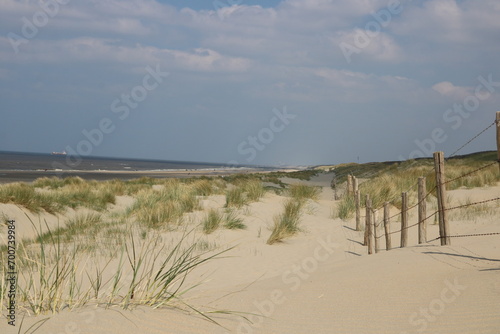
[0,36,252,73]
[432,81,472,99]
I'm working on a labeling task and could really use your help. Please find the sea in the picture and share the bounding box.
[0,151,259,183]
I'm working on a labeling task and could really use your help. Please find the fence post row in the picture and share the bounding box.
[418,177,427,244]
[357,112,497,254]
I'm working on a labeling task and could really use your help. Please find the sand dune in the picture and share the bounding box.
[1,178,499,334]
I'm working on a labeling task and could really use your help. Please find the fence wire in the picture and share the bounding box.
[348,117,499,248]
[443,161,498,186]
[446,121,496,159]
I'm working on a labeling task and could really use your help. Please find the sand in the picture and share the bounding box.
[1,176,499,333]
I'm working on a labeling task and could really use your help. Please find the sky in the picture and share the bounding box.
[1,0,499,167]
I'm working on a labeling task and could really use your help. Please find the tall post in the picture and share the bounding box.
[347,175,353,197]
[353,176,358,198]
[366,195,374,254]
[383,202,391,251]
[434,151,450,246]
[373,209,379,253]
[332,174,339,200]
[496,111,500,173]
[355,189,361,231]
[401,192,408,248]
[418,177,427,244]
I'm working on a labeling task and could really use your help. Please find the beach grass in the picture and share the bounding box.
[0,214,230,317]
[267,198,304,245]
[334,195,356,220]
[287,184,320,201]
[202,208,246,234]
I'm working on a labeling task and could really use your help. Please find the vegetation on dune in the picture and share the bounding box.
[287,184,320,201]
[0,215,229,316]
[330,151,499,219]
[0,154,496,317]
[225,178,266,208]
[267,198,304,245]
[201,208,246,234]
[129,180,200,229]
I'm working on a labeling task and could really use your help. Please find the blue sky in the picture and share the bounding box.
[1,0,499,166]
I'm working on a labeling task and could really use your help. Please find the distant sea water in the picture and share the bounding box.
[0,151,252,183]
[0,151,227,171]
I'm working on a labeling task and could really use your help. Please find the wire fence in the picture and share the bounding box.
[338,115,500,253]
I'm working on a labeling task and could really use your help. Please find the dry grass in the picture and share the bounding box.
[287,184,320,201]
[267,199,304,245]
[225,179,266,208]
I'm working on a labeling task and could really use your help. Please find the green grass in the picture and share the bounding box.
[202,209,224,234]
[0,216,230,317]
[202,209,246,234]
[267,199,304,244]
[225,187,248,208]
[223,209,246,230]
[287,184,320,201]
[130,183,200,229]
[0,183,63,214]
[244,179,266,201]
[334,195,356,220]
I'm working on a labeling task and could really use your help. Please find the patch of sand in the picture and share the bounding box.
[0,180,499,334]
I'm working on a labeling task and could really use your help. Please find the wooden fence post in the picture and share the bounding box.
[366,195,374,254]
[347,175,353,197]
[383,202,391,250]
[418,177,427,244]
[353,176,358,198]
[496,111,500,173]
[332,174,339,200]
[433,151,450,246]
[373,209,379,253]
[401,192,408,248]
[355,189,361,231]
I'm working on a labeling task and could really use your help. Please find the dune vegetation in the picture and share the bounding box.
[0,175,272,316]
[331,151,499,220]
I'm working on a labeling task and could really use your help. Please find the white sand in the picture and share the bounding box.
[1,179,499,333]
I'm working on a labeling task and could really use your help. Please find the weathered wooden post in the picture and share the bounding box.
[433,151,450,245]
[401,192,408,248]
[355,189,361,231]
[373,209,379,253]
[366,195,373,254]
[496,111,500,173]
[418,177,427,244]
[347,175,353,197]
[353,176,358,198]
[383,202,391,250]
[332,174,339,200]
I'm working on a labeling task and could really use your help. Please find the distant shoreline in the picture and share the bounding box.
[0,151,296,183]
[0,167,303,184]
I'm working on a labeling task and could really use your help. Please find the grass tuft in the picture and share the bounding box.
[287,184,320,201]
[267,199,304,244]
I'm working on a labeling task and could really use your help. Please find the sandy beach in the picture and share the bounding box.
[0,169,498,334]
